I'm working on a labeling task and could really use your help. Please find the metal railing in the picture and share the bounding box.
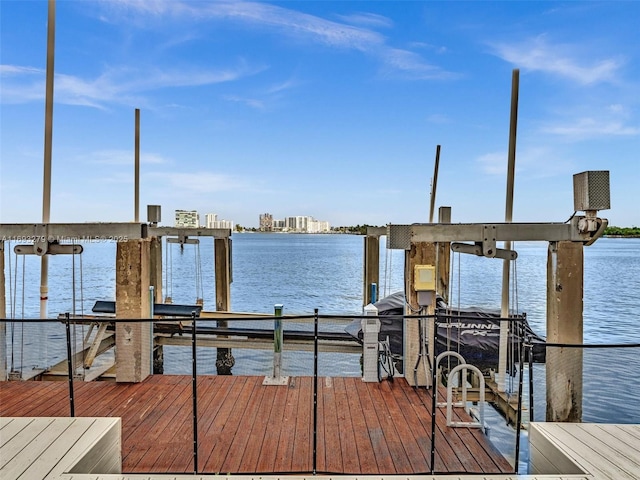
[2,313,640,476]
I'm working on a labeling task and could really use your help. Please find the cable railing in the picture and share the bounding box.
[2,313,640,476]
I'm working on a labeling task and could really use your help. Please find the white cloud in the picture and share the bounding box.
[335,12,394,29]
[542,118,640,138]
[90,150,170,165]
[490,35,624,85]
[0,62,264,108]
[99,0,454,80]
[222,94,265,110]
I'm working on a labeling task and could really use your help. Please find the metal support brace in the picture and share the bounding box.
[84,322,109,369]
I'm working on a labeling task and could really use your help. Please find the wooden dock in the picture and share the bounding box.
[0,375,512,475]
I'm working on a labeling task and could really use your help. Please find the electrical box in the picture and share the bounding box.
[414,265,436,291]
[147,205,161,224]
[362,303,380,382]
[573,171,610,211]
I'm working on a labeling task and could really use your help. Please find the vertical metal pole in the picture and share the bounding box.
[430,314,437,474]
[498,68,519,392]
[40,0,56,320]
[64,313,75,417]
[149,286,154,375]
[312,308,318,475]
[273,304,283,379]
[0,241,6,381]
[514,327,526,474]
[134,108,140,223]
[191,311,198,474]
[528,340,535,422]
[429,144,441,223]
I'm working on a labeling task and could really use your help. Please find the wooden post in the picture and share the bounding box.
[115,239,151,382]
[149,237,162,303]
[405,242,437,386]
[215,237,234,374]
[0,241,6,381]
[149,236,163,374]
[546,241,583,422]
[436,207,451,304]
[363,235,380,306]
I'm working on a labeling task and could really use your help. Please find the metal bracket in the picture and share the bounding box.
[14,243,83,256]
[482,224,497,257]
[451,242,517,260]
[166,236,200,245]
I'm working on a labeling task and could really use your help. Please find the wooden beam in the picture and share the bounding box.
[363,234,380,306]
[215,237,234,374]
[546,240,584,422]
[405,242,436,386]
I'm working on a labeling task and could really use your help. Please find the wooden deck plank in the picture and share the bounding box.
[378,379,430,473]
[314,376,326,472]
[0,380,60,413]
[135,377,195,472]
[290,376,312,472]
[255,380,289,472]
[1,417,72,479]
[237,378,278,472]
[319,376,343,473]
[123,376,192,471]
[197,375,244,472]
[203,376,254,472]
[0,375,512,476]
[219,377,267,473]
[353,375,397,473]
[332,377,361,473]
[343,376,379,474]
[368,380,415,474]
[273,376,301,472]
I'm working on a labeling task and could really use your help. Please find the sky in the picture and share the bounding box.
[1,1,638,229]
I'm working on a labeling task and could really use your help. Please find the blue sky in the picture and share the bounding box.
[1,1,638,228]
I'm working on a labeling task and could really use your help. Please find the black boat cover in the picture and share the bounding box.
[345,291,546,373]
[92,300,203,317]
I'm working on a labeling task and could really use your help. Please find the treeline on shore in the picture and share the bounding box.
[603,226,640,237]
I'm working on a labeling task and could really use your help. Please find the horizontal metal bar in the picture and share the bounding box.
[1,223,146,240]
[408,217,598,244]
[0,223,232,241]
[14,243,83,255]
[149,226,231,238]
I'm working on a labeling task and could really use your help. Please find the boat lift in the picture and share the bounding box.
[375,170,610,423]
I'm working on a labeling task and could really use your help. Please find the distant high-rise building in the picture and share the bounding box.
[175,210,199,228]
[205,213,218,228]
[205,212,234,230]
[259,213,273,232]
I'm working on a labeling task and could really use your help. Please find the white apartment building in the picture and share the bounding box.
[175,210,199,228]
[206,213,234,230]
[283,215,329,233]
[307,219,330,233]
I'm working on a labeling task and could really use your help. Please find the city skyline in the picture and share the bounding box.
[1,2,638,228]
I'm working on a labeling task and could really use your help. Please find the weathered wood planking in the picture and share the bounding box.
[529,422,640,479]
[0,417,120,479]
[0,375,512,475]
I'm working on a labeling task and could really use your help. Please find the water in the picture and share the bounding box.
[3,234,640,469]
